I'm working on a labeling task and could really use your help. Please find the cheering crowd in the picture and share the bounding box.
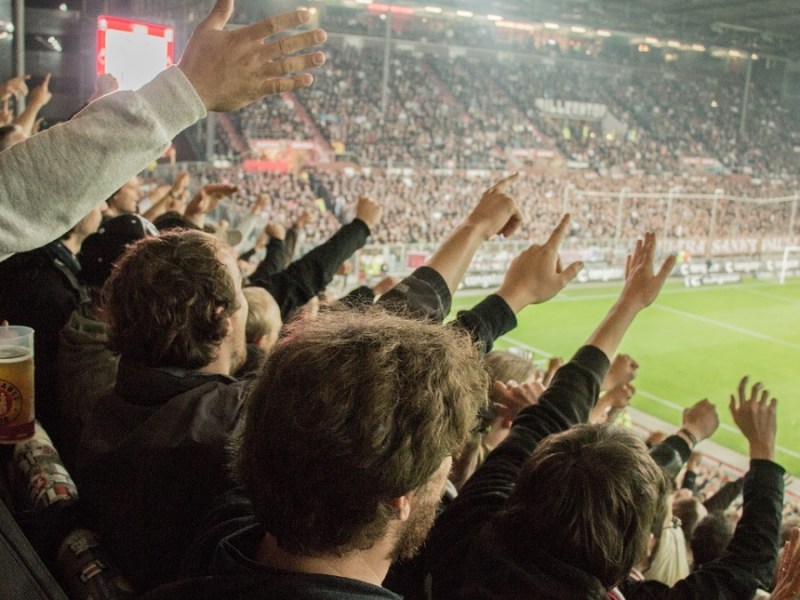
[1,1,799,599]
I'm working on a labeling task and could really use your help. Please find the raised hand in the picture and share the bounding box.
[602,353,639,391]
[681,398,720,444]
[264,222,286,240]
[0,74,30,100]
[88,73,120,102]
[294,209,314,228]
[251,193,270,215]
[491,380,544,428]
[541,356,563,387]
[586,232,675,359]
[171,171,190,198]
[465,173,523,240]
[355,196,382,230]
[496,214,583,313]
[729,376,777,461]
[184,183,239,224]
[178,2,327,112]
[28,74,52,108]
[0,98,11,126]
[620,232,676,311]
[590,382,635,425]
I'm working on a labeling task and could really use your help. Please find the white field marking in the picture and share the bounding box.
[549,281,800,303]
[502,337,800,461]
[502,336,554,358]
[741,287,800,305]
[651,304,800,351]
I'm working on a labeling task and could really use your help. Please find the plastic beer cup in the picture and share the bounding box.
[0,325,35,443]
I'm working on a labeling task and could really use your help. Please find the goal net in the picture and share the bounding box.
[780,247,800,284]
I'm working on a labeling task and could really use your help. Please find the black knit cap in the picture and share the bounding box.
[79,214,158,288]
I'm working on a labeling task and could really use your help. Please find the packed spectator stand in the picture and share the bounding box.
[1,2,800,599]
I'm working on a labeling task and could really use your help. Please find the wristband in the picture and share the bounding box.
[678,427,698,446]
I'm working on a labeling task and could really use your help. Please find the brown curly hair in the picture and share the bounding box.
[103,230,240,369]
[232,306,488,556]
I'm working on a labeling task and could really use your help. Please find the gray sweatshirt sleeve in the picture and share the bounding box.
[0,67,206,261]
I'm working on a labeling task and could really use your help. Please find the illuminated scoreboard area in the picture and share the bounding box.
[96,16,174,91]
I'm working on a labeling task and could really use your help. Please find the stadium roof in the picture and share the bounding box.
[415,0,800,59]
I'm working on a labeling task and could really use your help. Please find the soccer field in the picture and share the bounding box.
[453,277,800,475]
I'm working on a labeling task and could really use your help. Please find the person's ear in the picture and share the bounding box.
[389,496,411,522]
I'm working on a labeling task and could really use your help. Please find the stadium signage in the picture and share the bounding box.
[684,273,742,287]
[534,99,608,121]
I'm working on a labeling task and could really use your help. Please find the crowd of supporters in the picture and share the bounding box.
[153,166,798,249]
[1,3,799,600]
[211,35,800,179]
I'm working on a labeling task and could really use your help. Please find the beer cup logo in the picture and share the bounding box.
[0,379,22,425]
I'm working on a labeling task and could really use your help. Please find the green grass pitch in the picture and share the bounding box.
[452,277,800,475]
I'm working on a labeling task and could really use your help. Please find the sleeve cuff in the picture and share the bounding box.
[377,266,452,322]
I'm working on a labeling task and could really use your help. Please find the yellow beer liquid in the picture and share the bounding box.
[0,345,35,443]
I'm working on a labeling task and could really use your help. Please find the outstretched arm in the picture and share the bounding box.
[378,175,523,322]
[587,232,676,359]
[254,197,382,320]
[454,212,583,352]
[429,232,675,598]
[426,173,522,293]
[0,1,326,261]
[183,183,239,229]
[635,377,784,599]
[13,74,52,136]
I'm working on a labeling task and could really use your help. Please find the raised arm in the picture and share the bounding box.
[632,377,785,599]
[183,183,239,229]
[13,74,51,136]
[649,398,720,478]
[426,173,522,293]
[254,197,382,320]
[587,232,676,359]
[0,1,326,261]
[429,233,677,599]
[453,212,583,352]
[250,223,287,281]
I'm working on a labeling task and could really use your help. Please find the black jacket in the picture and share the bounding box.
[427,344,784,600]
[0,241,85,444]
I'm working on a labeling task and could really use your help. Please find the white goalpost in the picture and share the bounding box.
[780,247,800,284]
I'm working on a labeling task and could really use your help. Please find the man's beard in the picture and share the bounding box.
[390,490,440,561]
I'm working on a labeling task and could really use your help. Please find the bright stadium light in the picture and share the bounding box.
[424,6,442,14]
[487,14,503,21]
[571,26,586,33]
[597,29,611,37]
[544,22,560,30]
[691,43,706,51]
[456,10,473,17]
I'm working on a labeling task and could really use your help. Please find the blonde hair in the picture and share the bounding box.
[644,513,691,585]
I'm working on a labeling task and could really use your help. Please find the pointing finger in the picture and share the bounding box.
[545,213,571,249]
[487,172,519,194]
